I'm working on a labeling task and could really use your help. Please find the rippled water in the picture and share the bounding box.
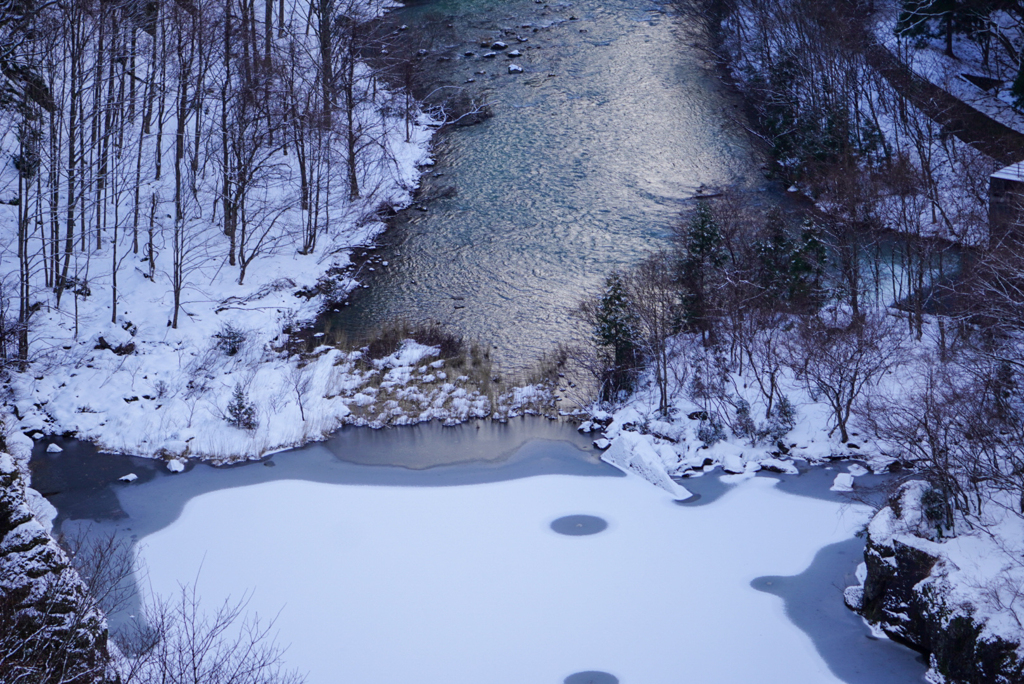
[332,0,759,373]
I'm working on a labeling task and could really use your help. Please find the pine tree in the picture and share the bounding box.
[593,272,640,400]
[678,200,725,340]
[788,220,827,311]
[753,208,794,301]
[227,384,258,430]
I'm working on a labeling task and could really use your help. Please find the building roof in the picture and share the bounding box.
[992,161,1024,182]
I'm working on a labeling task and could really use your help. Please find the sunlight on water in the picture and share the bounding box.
[331,0,759,373]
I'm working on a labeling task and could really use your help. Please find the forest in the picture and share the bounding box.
[0,0,432,361]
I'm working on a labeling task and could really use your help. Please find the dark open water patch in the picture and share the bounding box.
[752,537,929,683]
[564,671,619,684]
[31,419,616,530]
[550,514,607,535]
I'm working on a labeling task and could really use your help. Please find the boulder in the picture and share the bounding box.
[830,472,854,491]
[854,482,1024,684]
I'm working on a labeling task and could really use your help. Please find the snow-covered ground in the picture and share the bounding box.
[131,468,885,684]
[871,2,1024,137]
[580,322,902,491]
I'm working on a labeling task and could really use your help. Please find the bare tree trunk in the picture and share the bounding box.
[57,20,82,307]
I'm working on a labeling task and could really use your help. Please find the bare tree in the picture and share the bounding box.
[628,253,682,416]
[118,583,304,684]
[786,312,904,443]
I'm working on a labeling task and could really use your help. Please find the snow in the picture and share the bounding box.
[165,459,185,473]
[135,472,875,684]
[601,432,690,499]
[45,444,63,454]
[119,473,139,483]
[24,487,57,534]
[992,161,1024,182]
[852,479,1024,656]
[830,473,855,492]
[0,0,546,463]
[871,5,1024,137]
[847,464,869,477]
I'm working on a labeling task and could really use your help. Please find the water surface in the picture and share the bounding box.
[334,0,758,372]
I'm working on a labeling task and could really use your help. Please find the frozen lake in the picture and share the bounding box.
[39,421,928,683]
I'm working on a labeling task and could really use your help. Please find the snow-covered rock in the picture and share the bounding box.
[5,431,33,466]
[508,64,524,74]
[759,458,799,475]
[45,443,62,453]
[722,453,745,474]
[0,453,110,677]
[593,438,611,450]
[25,487,57,533]
[119,473,139,483]
[830,473,854,492]
[601,432,691,499]
[166,459,186,473]
[855,480,1024,683]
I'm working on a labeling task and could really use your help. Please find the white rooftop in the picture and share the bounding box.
[993,161,1024,182]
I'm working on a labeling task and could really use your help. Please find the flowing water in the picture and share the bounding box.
[332,0,760,373]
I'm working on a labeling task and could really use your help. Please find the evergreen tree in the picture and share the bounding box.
[227,384,258,430]
[678,200,725,340]
[753,208,794,302]
[593,272,640,400]
[788,220,828,311]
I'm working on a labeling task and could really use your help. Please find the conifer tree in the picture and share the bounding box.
[678,200,725,341]
[227,384,258,430]
[593,272,640,400]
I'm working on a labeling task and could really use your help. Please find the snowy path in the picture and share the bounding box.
[137,472,891,683]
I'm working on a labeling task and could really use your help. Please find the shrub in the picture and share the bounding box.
[215,324,246,357]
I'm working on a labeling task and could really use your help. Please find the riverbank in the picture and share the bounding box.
[633,4,1024,683]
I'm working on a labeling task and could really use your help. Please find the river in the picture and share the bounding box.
[331,0,758,374]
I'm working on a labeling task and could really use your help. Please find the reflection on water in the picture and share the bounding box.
[331,0,759,372]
